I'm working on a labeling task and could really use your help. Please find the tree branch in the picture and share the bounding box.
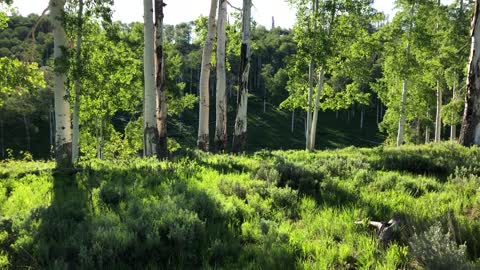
[227,1,242,12]
[26,6,50,42]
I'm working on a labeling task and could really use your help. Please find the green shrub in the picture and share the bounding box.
[253,162,280,185]
[317,155,370,178]
[99,182,127,206]
[409,223,468,270]
[269,186,299,219]
[2,144,480,269]
[218,178,247,199]
[353,169,374,187]
[273,158,325,195]
[371,172,399,191]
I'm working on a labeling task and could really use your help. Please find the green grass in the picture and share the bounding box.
[0,143,479,269]
[173,96,385,153]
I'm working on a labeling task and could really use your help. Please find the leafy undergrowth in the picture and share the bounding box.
[1,142,480,269]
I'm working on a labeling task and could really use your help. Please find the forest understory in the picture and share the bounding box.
[1,143,480,269]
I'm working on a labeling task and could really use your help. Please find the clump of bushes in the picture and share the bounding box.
[1,144,480,269]
[409,223,469,270]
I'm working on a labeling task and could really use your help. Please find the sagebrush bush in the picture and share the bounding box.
[1,144,480,269]
[253,162,281,185]
[409,223,468,270]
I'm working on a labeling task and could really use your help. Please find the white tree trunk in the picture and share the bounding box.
[49,105,54,156]
[214,0,228,152]
[397,79,408,146]
[397,4,414,147]
[306,59,314,150]
[72,0,84,163]
[451,79,457,140]
[155,0,167,158]
[425,109,430,144]
[435,80,442,142]
[460,0,480,146]
[232,0,252,153]
[50,0,72,168]
[198,0,218,151]
[309,66,325,151]
[143,0,157,157]
[291,110,295,134]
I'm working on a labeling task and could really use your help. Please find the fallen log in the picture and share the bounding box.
[355,216,403,245]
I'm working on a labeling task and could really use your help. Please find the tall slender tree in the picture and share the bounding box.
[50,0,73,168]
[198,0,217,151]
[434,80,442,142]
[286,0,375,150]
[143,0,158,157]
[72,0,84,163]
[396,3,414,147]
[232,0,252,153]
[214,0,228,152]
[309,66,324,149]
[434,0,442,143]
[155,0,167,158]
[306,59,313,150]
[460,0,480,146]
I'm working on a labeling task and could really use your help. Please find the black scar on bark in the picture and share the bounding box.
[56,142,72,169]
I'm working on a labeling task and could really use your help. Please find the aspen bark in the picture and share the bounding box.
[460,0,480,146]
[143,0,158,157]
[435,80,442,142]
[198,0,218,151]
[214,0,228,152]
[232,0,252,153]
[50,0,72,168]
[397,4,414,147]
[426,109,431,144]
[49,105,54,156]
[451,79,457,140]
[72,0,84,163]
[397,79,408,146]
[291,110,295,134]
[309,67,325,151]
[155,0,167,158]
[306,59,314,150]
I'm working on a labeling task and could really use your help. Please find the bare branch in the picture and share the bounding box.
[227,1,242,12]
[27,6,50,42]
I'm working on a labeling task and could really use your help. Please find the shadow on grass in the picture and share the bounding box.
[31,171,90,268]
[23,164,301,269]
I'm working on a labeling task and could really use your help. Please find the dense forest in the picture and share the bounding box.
[1,0,480,269]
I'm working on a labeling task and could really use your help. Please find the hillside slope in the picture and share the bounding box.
[1,143,479,269]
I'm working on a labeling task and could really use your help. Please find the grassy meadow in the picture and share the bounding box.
[1,143,480,269]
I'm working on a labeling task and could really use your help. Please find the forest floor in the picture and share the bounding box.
[172,97,385,153]
[1,143,480,269]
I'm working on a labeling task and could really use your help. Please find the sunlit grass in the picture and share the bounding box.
[0,143,479,269]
